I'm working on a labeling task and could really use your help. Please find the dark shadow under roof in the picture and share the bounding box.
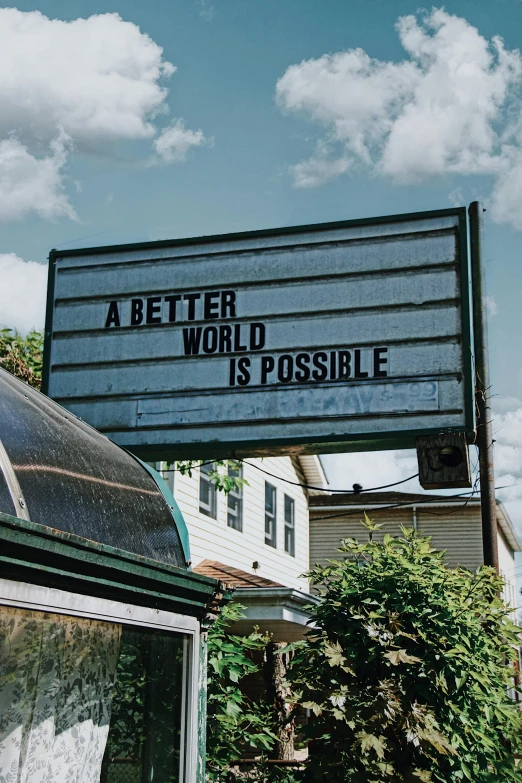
[308,491,464,506]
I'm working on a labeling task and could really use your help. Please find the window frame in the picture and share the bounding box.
[227,464,243,532]
[199,462,217,519]
[0,577,199,783]
[284,494,295,557]
[264,482,277,548]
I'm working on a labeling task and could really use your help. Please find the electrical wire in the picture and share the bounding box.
[240,459,420,494]
[304,484,519,521]
[159,456,522,509]
[420,475,481,517]
[309,483,522,523]
[159,456,420,494]
[310,492,480,523]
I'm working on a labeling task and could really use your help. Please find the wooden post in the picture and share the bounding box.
[265,642,295,760]
[469,201,499,571]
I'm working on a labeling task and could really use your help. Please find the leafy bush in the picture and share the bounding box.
[287,519,522,783]
[206,602,278,781]
[0,327,43,388]
[177,459,248,494]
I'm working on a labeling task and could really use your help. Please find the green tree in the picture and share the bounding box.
[286,518,522,783]
[176,459,248,494]
[206,602,278,782]
[0,328,44,389]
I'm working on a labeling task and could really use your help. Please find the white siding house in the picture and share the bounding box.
[175,457,310,591]
[154,455,327,640]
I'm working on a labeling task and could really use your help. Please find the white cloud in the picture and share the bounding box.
[486,295,498,316]
[0,132,76,221]
[492,404,522,534]
[292,142,351,188]
[448,187,465,207]
[321,450,422,495]
[489,149,522,228]
[0,9,174,149]
[0,9,209,221]
[276,8,522,228]
[195,0,215,22]
[153,120,209,163]
[0,253,47,333]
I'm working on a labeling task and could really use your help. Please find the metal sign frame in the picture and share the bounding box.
[42,207,474,459]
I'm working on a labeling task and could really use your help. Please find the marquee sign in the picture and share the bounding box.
[43,208,474,459]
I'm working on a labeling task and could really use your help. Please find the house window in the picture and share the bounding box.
[146,460,175,495]
[0,604,193,783]
[265,482,277,548]
[199,462,217,519]
[161,461,175,494]
[284,494,295,556]
[227,464,243,532]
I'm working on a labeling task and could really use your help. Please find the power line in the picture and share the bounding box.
[159,457,522,505]
[159,457,420,494]
[309,483,522,523]
[240,460,420,494]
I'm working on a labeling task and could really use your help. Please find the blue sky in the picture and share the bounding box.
[1,0,522,534]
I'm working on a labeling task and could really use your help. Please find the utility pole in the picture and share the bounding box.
[468,201,498,571]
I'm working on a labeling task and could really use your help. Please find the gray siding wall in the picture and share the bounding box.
[309,506,484,573]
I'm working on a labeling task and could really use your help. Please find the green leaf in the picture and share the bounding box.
[412,770,432,781]
[384,649,422,665]
[356,731,387,760]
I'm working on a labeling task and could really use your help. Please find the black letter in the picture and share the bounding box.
[338,350,351,379]
[202,326,218,353]
[105,301,120,328]
[278,354,293,383]
[330,351,337,380]
[312,352,328,381]
[221,290,236,317]
[219,324,233,353]
[184,293,201,321]
[354,348,369,378]
[261,356,275,384]
[204,292,220,319]
[229,358,236,386]
[295,353,310,381]
[165,294,181,322]
[131,299,143,326]
[234,324,248,351]
[182,327,202,355]
[373,347,388,377]
[237,357,251,386]
[250,322,265,350]
[146,296,162,324]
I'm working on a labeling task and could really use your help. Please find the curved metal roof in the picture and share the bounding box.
[0,368,189,569]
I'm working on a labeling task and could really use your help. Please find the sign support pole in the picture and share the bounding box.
[468,201,498,572]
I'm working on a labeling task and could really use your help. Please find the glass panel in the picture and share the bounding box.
[199,462,217,519]
[284,495,295,557]
[265,482,276,516]
[227,465,242,532]
[161,462,175,494]
[265,482,276,548]
[0,468,15,517]
[102,625,188,783]
[0,605,190,783]
[0,605,121,783]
